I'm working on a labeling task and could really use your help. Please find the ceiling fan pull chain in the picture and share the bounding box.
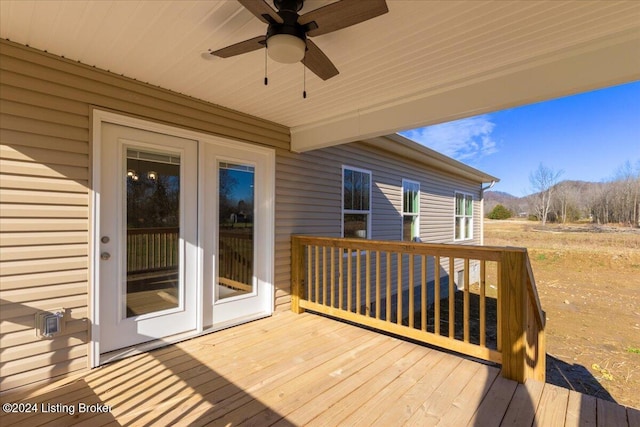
[303,64,307,99]
[264,48,268,86]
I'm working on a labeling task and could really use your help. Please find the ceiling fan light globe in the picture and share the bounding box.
[267,34,306,64]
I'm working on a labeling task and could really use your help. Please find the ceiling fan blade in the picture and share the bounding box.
[299,0,388,37]
[237,0,283,24]
[211,36,266,58]
[302,39,339,81]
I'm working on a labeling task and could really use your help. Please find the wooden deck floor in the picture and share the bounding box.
[1,312,638,426]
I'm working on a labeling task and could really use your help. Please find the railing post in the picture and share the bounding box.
[291,236,305,314]
[500,249,527,383]
[526,255,546,383]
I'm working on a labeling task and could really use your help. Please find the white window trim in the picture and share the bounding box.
[454,191,474,241]
[402,179,420,241]
[341,165,372,239]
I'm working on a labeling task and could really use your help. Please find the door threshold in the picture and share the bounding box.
[99,312,272,365]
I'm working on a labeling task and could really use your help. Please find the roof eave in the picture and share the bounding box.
[362,133,500,185]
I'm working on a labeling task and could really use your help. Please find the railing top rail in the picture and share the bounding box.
[525,255,546,329]
[219,229,254,239]
[291,235,528,262]
[128,227,180,235]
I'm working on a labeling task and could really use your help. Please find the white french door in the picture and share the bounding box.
[95,115,274,359]
[99,123,198,354]
[202,142,274,327]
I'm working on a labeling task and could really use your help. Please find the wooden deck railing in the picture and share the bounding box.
[127,228,253,284]
[127,227,179,273]
[219,229,253,286]
[291,235,545,383]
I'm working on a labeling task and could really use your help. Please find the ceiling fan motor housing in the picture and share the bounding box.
[266,0,307,63]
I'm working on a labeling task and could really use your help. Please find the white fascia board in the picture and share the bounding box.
[290,32,640,153]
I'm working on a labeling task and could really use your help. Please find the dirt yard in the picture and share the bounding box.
[484,219,640,409]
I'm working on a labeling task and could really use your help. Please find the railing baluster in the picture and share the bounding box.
[376,251,381,319]
[409,254,414,329]
[434,255,441,336]
[356,250,362,314]
[397,253,402,325]
[144,232,148,271]
[449,256,455,339]
[314,246,320,303]
[497,260,502,352]
[339,247,344,310]
[236,237,239,281]
[463,258,470,343]
[386,252,391,322]
[159,231,163,269]
[150,232,154,270]
[347,249,353,313]
[366,250,371,317]
[155,231,160,269]
[307,245,312,303]
[480,260,486,347]
[330,247,336,308]
[421,255,427,332]
[322,247,327,305]
[149,232,154,270]
[138,233,143,270]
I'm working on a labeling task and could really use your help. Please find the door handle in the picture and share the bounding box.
[101,252,111,260]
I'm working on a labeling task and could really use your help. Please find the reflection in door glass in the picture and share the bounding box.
[218,162,254,299]
[126,149,180,317]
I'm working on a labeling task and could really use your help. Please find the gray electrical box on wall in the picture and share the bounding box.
[35,309,65,338]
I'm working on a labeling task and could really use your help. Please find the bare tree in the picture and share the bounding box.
[553,181,581,223]
[529,163,564,226]
[610,161,640,227]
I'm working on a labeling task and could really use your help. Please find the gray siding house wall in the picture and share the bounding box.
[0,40,494,392]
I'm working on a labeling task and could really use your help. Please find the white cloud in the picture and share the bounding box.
[399,115,498,162]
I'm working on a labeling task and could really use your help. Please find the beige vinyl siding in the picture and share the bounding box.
[0,39,288,392]
[273,149,342,309]
[272,139,485,309]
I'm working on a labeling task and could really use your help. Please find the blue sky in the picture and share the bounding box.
[400,81,640,197]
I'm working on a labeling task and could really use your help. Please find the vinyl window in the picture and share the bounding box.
[402,179,420,241]
[455,192,473,240]
[342,167,371,239]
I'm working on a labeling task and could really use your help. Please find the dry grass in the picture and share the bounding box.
[484,219,640,409]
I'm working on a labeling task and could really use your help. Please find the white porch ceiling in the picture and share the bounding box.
[1,0,639,152]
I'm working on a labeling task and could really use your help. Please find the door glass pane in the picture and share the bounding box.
[218,162,255,299]
[126,149,181,317]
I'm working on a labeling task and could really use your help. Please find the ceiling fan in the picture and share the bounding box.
[209,0,389,81]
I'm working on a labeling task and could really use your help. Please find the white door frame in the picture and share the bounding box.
[90,109,275,368]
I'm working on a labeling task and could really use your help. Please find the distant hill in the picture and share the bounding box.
[484,191,517,204]
[484,191,523,215]
[485,180,603,219]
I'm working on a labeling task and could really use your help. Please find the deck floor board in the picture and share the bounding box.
[535,383,570,426]
[0,311,635,426]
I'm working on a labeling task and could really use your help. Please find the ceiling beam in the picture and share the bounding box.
[290,31,640,153]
